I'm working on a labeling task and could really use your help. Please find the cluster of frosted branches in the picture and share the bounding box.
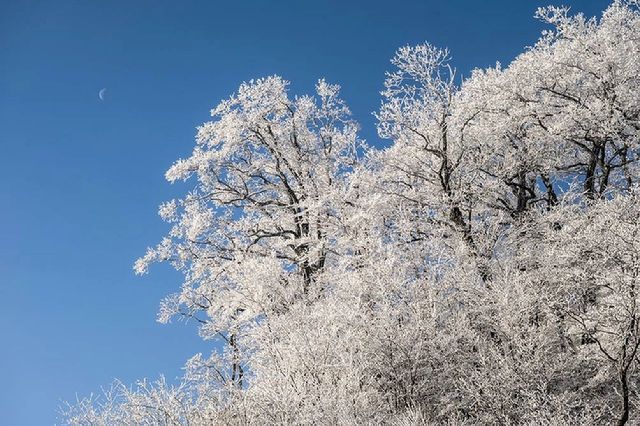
[64,1,640,425]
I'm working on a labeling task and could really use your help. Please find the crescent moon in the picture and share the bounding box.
[98,88,107,101]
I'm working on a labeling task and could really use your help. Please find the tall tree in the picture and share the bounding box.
[135,76,360,386]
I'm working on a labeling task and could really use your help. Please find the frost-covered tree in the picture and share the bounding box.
[134,75,360,389]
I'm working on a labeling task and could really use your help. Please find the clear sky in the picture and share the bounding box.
[0,0,608,424]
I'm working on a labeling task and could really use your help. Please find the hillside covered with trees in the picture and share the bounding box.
[65,1,640,424]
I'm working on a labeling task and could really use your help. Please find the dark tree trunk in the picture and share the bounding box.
[618,368,630,426]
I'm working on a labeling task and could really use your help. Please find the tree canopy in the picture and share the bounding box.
[64,1,640,424]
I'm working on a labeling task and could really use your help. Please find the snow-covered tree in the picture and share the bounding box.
[134,75,360,389]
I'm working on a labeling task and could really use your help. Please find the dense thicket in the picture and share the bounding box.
[64,2,640,424]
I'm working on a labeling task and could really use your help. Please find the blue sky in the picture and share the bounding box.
[0,0,607,424]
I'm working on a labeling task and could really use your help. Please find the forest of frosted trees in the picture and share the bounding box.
[64,1,640,424]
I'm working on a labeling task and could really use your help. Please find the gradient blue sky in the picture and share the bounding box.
[0,0,608,424]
